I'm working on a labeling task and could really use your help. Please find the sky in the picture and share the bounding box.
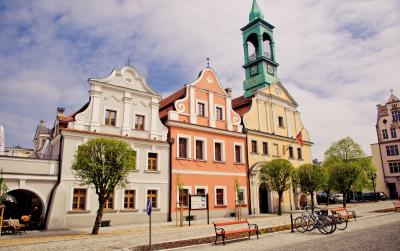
[0,0,399,160]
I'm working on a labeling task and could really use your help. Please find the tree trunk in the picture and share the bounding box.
[92,197,106,235]
[326,189,330,207]
[310,192,314,212]
[277,192,283,215]
[342,192,347,208]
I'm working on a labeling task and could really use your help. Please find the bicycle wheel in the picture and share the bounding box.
[304,216,315,231]
[294,216,307,233]
[317,217,336,234]
[336,216,348,230]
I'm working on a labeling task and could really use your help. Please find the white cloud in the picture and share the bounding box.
[0,0,399,160]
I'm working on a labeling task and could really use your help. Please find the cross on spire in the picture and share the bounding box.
[390,89,394,95]
[206,57,210,67]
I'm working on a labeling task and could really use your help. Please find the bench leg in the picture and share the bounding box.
[222,235,225,245]
[256,230,259,239]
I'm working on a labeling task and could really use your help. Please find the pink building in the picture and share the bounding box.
[374,91,400,199]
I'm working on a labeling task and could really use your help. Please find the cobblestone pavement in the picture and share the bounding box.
[185,211,400,251]
[0,200,397,250]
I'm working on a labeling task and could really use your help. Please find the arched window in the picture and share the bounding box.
[263,33,272,59]
[246,33,259,62]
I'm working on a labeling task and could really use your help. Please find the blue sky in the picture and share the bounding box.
[0,0,399,160]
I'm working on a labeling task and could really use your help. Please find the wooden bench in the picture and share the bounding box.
[213,220,259,245]
[393,201,400,212]
[330,207,356,221]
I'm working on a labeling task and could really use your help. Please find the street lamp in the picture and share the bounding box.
[367,172,377,202]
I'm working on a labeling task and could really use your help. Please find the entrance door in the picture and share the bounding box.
[388,183,398,199]
[259,186,269,214]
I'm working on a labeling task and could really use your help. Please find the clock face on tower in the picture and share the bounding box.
[250,65,258,76]
[267,64,274,75]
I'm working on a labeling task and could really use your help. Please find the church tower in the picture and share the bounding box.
[242,0,279,97]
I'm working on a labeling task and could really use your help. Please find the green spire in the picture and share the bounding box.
[249,0,264,22]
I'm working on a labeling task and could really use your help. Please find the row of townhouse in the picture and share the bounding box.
[1,0,312,229]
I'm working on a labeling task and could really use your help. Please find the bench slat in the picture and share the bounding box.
[214,220,248,226]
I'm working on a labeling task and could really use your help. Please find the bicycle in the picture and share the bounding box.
[294,206,336,234]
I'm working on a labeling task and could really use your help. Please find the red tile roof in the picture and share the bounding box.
[232,95,253,117]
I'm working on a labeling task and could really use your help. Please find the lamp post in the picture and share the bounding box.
[368,172,377,202]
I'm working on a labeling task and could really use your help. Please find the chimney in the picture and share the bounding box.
[57,107,65,114]
[225,88,232,96]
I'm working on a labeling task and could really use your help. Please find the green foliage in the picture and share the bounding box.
[297,164,325,195]
[260,159,294,215]
[324,137,365,162]
[0,172,9,204]
[72,138,136,234]
[72,138,136,196]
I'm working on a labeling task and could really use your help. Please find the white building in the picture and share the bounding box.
[1,66,170,229]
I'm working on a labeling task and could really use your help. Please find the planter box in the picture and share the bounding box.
[100,220,111,227]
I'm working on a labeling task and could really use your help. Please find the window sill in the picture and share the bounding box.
[176,157,191,160]
[103,209,118,213]
[67,210,90,214]
[250,152,259,155]
[130,169,139,173]
[194,159,207,162]
[234,162,245,165]
[213,160,225,164]
[143,208,161,212]
[144,170,161,174]
[262,154,269,157]
[133,128,146,131]
[214,205,227,208]
[278,126,285,129]
[120,209,139,213]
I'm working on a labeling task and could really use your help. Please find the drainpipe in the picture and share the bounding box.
[44,133,64,230]
[167,128,174,222]
[243,128,252,215]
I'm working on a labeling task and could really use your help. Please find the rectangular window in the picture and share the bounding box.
[196,188,206,195]
[105,110,116,126]
[289,146,294,158]
[195,140,204,160]
[263,142,268,155]
[147,190,158,208]
[179,138,188,158]
[124,190,136,209]
[393,110,400,121]
[237,188,245,204]
[390,128,397,138]
[216,107,223,120]
[215,142,222,161]
[251,140,258,153]
[382,129,388,139]
[197,102,205,116]
[216,188,224,205]
[148,152,158,171]
[297,148,303,160]
[135,115,145,130]
[178,188,189,207]
[105,192,114,209]
[278,116,284,127]
[235,145,242,163]
[389,162,400,173]
[386,145,399,156]
[72,188,86,210]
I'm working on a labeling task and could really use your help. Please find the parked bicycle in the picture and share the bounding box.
[294,206,336,234]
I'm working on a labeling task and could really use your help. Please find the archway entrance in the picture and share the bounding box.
[4,189,44,229]
[259,184,269,214]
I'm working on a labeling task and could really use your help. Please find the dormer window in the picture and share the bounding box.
[135,115,145,130]
[105,110,116,126]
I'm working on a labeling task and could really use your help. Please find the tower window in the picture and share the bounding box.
[390,128,397,138]
[246,33,259,62]
[382,129,388,139]
[278,116,284,127]
[262,33,272,60]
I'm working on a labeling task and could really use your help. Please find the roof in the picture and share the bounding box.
[232,95,253,117]
[57,100,90,123]
[159,87,186,120]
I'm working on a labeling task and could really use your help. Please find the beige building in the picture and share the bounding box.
[372,91,400,199]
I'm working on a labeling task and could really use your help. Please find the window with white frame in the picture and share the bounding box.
[214,140,225,162]
[72,188,87,210]
[105,109,116,126]
[124,190,136,209]
[389,162,400,173]
[178,188,190,207]
[234,143,244,163]
[147,189,158,208]
[147,152,158,171]
[215,106,224,120]
[194,137,207,161]
[236,187,246,204]
[386,145,399,156]
[382,129,388,139]
[215,187,226,206]
[135,114,145,130]
[197,101,206,117]
[177,135,191,159]
[196,187,207,195]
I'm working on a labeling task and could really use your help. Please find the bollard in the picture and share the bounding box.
[290,213,295,233]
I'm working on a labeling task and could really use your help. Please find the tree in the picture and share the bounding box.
[297,164,325,211]
[324,137,366,207]
[0,172,8,204]
[259,159,295,215]
[321,164,335,206]
[72,138,136,234]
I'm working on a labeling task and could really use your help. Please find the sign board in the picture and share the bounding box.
[190,195,207,210]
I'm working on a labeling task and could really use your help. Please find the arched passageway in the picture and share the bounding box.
[4,189,44,229]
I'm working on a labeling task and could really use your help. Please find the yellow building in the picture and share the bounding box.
[233,1,312,214]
